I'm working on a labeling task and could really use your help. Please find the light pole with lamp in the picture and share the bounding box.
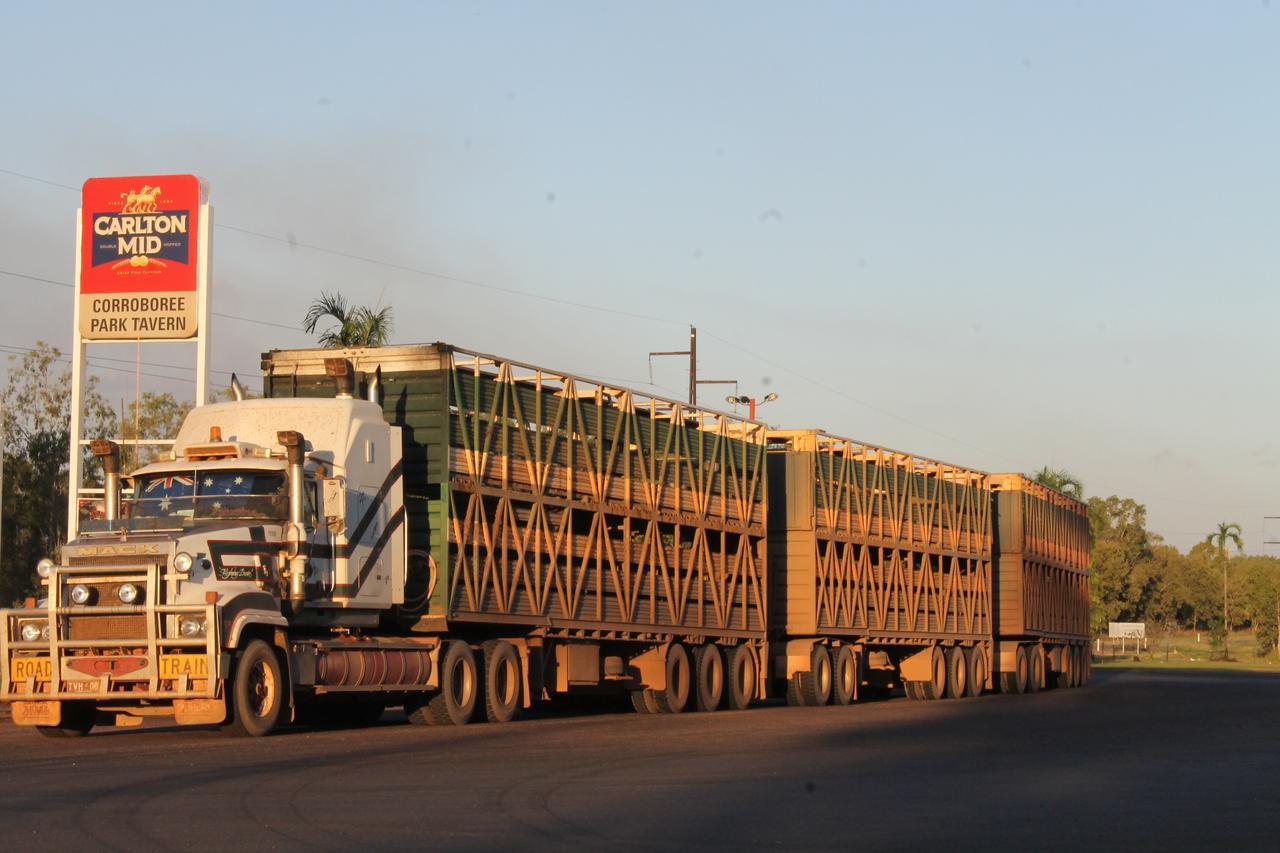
[725,392,778,421]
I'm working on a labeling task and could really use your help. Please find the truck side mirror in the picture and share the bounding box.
[322,477,346,532]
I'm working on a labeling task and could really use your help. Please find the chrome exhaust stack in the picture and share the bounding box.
[229,373,247,402]
[90,439,122,525]
[324,358,354,399]
[367,366,381,404]
[277,430,308,603]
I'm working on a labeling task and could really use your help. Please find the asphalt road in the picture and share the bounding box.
[2,668,1277,852]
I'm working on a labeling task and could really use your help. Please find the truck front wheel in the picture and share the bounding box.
[223,639,285,737]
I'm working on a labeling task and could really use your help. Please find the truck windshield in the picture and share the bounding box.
[128,470,288,524]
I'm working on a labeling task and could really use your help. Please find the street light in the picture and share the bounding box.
[725,392,778,420]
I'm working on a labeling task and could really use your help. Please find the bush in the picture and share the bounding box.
[1256,609,1278,658]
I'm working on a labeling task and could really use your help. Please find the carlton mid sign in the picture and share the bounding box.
[79,174,207,339]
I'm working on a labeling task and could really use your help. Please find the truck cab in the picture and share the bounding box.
[0,388,407,736]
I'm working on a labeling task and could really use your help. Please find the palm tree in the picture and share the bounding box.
[1205,521,1244,659]
[302,292,394,348]
[1030,466,1083,499]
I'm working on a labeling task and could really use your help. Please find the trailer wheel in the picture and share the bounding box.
[904,680,922,700]
[913,645,946,701]
[723,645,756,711]
[832,646,857,706]
[424,641,479,725]
[1053,647,1073,689]
[1070,646,1083,687]
[797,645,832,706]
[36,701,96,737]
[653,643,691,713]
[965,646,986,698]
[1027,645,1044,694]
[482,640,522,723]
[944,647,967,699]
[693,645,724,712]
[1000,644,1029,694]
[222,639,285,737]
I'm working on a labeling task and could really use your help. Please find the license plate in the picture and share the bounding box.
[9,657,52,682]
[159,654,209,679]
[63,679,99,693]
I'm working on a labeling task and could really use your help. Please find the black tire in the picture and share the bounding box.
[832,646,857,706]
[904,680,922,701]
[655,643,691,713]
[723,645,756,711]
[1071,646,1084,688]
[424,641,479,725]
[944,646,967,699]
[630,689,654,714]
[965,646,986,698]
[799,645,832,706]
[693,645,724,712]
[1053,647,1073,690]
[36,701,95,738]
[482,640,522,723]
[1027,645,1043,694]
[222,639,286,737]
[914,646,946,701]
[1000,644,1029,695]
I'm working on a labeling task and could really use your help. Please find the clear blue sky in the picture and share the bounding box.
[2,2,1278,552]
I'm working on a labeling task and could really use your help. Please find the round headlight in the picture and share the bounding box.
[179,617,205,637]
[36,558,54,578]
[118,582,140,604]
[41,624,51,641]
[20,622,41,642]
[173,552,194,573]
[70,584,91,606]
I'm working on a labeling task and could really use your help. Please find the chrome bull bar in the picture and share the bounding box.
[0,563,220,701]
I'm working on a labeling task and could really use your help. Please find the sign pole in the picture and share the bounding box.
[67,212,87,540]
[195,202,212,407]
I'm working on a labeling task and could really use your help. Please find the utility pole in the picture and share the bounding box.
[649,326,698,406]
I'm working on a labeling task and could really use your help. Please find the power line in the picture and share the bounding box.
[0,341,253,384]
[0,165,1256,520]
[0,268,303,333]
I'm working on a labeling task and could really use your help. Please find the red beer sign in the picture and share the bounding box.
[79,174,204,339]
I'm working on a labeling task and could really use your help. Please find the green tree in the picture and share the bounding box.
[1087,495,1153,629]
[1205,522,1243,659]
[1031,466,1083,499]
[1241,556,1280,657]
[302,292,394,348]
[1,343,115,605]
[119,391,193,469]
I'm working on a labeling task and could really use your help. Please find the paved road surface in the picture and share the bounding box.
[2,668,1277,851]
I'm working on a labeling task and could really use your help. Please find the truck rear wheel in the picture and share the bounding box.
[965,646,986,697]
[223,639,285,737]
[1027,645,1044,694]
[944,647,967,699]
[424,641,479,725]
[832,646,857,706]
[482,640,522,723]
[800,645,833,706]
[914,646,946,701]
[1000,644,1029,694]
[654,643,691,713]
[723,645,756,710]
[36,701,96,738]
[693,645,724,712]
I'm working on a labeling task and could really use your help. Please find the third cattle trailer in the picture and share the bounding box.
[263,343,770,717]
[989,474,1091,692]
[766,429,993,705]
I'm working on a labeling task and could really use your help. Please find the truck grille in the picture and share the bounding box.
[66,614,147,641]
